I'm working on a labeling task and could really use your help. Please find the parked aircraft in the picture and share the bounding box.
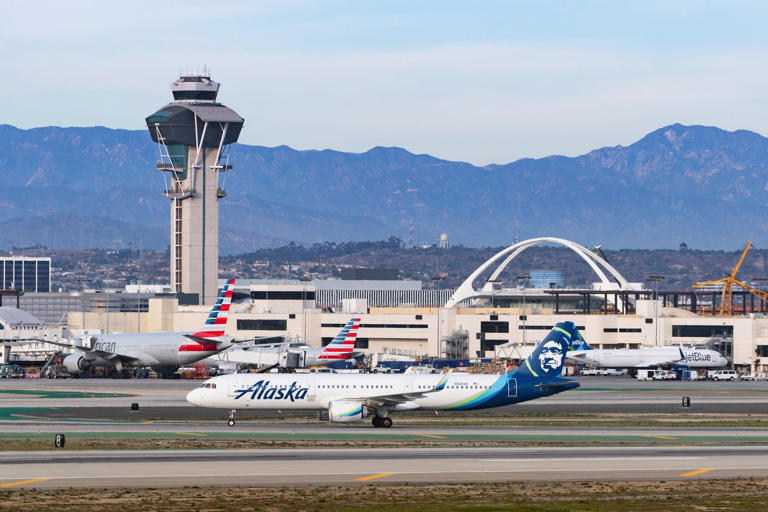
[44,279,237,376]
[566,343,727,369]
[211,317,363,371]
[186,321,583,428]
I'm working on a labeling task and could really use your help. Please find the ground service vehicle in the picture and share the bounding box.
[711,370,738,381]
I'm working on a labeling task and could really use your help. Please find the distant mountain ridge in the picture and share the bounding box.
[0,122,766,252]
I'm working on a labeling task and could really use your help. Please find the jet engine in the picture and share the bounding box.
[328,400,369,423]
[62,354,90,373]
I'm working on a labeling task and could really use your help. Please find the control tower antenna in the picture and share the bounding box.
[145,72,245,305]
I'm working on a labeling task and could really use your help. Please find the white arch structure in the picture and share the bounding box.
[444,237,630,308]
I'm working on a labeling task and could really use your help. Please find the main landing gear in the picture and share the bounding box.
[372,416,392,428]
[227,409,237,427]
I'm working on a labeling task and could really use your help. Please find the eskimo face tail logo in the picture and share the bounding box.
[522,322,580,378]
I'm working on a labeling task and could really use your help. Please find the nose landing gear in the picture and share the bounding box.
[227,409,237,427]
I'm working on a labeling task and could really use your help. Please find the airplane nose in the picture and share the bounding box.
[186,388,202,406]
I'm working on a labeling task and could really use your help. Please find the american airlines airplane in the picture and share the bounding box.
[212,317,363,370]
[46,279,237,376]
[187,321,583,428]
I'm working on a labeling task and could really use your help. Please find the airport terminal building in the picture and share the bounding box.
[4,238,768,372]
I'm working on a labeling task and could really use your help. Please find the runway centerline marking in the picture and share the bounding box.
[355,472,395,482]
[0,478,51,488]
[682,468,714,477]
[484,457,703,462]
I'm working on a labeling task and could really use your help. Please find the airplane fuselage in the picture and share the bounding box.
[80,332,229,367]
[212,345,359,369]
[187,371,576,412]
[567,347,727,368]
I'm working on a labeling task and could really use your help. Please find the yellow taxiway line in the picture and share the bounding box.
[355,472,395,482]
[681,468,714,477]
[0,478,51,488]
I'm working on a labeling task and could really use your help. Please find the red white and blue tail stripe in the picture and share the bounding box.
[192,278,235,339]
[318,318,361,360]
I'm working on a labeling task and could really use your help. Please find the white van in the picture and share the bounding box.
[711,370,737,381]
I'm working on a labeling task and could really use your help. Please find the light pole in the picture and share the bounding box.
[299,276,312,342]
[487,279,502,310]
[432,275,445,357]
[517,275,530,344]
[647,275,665,346]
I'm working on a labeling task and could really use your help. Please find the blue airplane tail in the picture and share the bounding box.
[513,321,585,379]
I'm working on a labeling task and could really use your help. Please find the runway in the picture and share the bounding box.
[2,377,767,418]
[0,446,765,488]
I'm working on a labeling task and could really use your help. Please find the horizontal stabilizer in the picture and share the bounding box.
[537,380,580,391]
[184,334,227,345]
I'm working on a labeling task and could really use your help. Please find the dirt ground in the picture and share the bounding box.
[2,479,768,511]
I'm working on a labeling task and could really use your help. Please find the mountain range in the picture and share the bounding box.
[0,122,766,253]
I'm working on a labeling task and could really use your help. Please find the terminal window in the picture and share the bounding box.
[672,325,733,337]
[236,319,287,331]
[481,321,509,333]
[251,291,315,301]
[481,339,507,352]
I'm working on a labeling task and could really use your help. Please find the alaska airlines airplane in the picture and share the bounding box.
[187,321,582,428]
[212,317,363,370]
[566,344,727,369]
[46,279,237,376]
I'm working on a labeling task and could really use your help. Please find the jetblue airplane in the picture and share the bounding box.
[566,343,727,370]
[45,279,237,376]
[212,317,363,370]
[187,321,583,428]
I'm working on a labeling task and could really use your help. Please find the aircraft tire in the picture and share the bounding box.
[228,419,236,427]
[372,417,382,428]
[381,417,392,428]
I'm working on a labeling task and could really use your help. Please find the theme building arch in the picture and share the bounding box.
[444,237,630,308]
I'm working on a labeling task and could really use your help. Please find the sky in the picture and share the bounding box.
[2,0,768,165]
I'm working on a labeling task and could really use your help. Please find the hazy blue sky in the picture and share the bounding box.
[2,0,767,164]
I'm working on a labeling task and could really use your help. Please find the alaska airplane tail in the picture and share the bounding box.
[318,317,361,361]
[190,278,236,339]
[513,321,584,379]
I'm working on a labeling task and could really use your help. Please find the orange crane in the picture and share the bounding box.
[692,240,767,315]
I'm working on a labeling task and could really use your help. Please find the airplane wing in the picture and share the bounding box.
[233,335,288,345]
[27,339,90,351]
[352,376,448,408]
[25,339,139,362]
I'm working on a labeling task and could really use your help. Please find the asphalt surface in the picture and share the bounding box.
[1,376,767,418]
[0,446,764,488]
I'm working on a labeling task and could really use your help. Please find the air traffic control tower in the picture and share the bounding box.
[145,73,244,305]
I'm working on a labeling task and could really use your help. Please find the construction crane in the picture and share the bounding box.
[693,240,756,315]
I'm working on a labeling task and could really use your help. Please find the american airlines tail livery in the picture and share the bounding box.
[187,321,583,428]
[47,279,236,376]
[212,317,363,370]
